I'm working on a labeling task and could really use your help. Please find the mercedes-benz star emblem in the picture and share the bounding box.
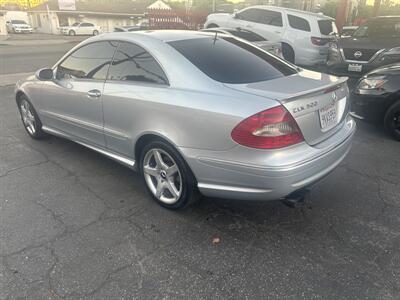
[332,92,337,101]
[354,51,363,59]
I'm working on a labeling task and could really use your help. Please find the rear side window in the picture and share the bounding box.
[288,15,310,32]
[169,37,296,84]
[227,29,266,42]
[56,41,117,80]
[318,20,338,35]
[107,42,168,85]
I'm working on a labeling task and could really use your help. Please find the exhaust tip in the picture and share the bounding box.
[281,189,310,208]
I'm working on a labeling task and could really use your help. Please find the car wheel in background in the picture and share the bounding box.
[384,102,400,141]
[282,43,295,64]
[93,30,99,36]
[206,24,218,28]
[69,30,76,36]
[140,140,198,209]
[18,96,47,139]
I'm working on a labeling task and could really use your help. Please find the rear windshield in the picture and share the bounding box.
[168,37,296,84]
[226,29,266,42]
[318,20,338,35]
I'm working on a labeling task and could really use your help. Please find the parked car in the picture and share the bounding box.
[15,31,355,209]
[114,25,143,32]
[204,6,337,66]
[351,63,400,141]
[201,27,283,58]
[341,26,358,37]
[328,16,400,76]
[60,22,102,36]
[6,20,33,33]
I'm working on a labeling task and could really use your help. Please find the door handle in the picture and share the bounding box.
[87,89,101,98]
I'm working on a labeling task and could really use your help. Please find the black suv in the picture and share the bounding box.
[328,16,400,76]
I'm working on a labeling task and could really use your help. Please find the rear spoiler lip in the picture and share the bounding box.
[279,76,348,104]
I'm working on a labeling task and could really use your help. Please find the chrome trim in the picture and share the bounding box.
[41,110,103,134]
[349,111,364,120]
[340,48,386,64]
[198,183,272,193]
[42,125,136,168]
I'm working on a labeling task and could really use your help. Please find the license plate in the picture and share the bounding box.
[348,63,362,72]
[319,102,338,131]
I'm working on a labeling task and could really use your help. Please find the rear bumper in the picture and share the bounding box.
[181,116,356,201]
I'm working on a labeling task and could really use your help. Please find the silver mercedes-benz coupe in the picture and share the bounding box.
[15,30,356,209]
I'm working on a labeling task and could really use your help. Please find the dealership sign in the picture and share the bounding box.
[58,0,76,10]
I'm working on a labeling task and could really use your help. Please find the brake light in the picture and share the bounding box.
[231,105,304,149]
[311,36,330,46]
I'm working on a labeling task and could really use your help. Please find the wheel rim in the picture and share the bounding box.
[143,148,182,204]
[20,100,36,135]
[392,111,400,134]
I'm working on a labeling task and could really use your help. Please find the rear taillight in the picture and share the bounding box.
[311,36,330,46]
[231,105,304,149]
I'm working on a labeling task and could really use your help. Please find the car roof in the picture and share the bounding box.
[248,5,333,20]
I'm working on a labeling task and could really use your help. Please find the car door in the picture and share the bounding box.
[40,41,118,147]
[228,8,261,31]
[80,23,94,35]
[102,41,169,157]
[251,9,284,42]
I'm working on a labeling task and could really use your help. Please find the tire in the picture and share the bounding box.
[17,95,47,139]
[206,23,218,28]
[282,43,295,64]
[384,102,400,141]
[69,30,76,36]
[93,30,99,36]
[140,140,197,209]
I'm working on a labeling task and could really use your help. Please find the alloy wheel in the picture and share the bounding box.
[20,99,36,135]
[393,111,400,134]
[143,148,182,204]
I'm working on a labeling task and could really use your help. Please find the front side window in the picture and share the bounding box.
[169,37,296,84]
[56,41,118,80]
[71,22,80,26]
[237,8,261,23]
[258,10,283,27]
[80,23,94,27]
[288,15,311,32]
[107,42,168,85]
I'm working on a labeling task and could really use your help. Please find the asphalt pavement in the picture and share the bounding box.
[0,37,400,299]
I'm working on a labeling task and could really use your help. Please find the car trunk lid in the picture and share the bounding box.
[224,69,349,145]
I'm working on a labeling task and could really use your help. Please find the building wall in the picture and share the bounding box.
[0,12,6,36]
[4,10,29,22]
[29,12,60,34]
[61,15,138,32]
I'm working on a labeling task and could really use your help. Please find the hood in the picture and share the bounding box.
[13,24,30,28]
[224,69,346,101]
[366,63,400,77]
[338,36,400,50]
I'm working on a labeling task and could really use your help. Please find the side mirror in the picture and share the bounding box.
[36,68,54,81]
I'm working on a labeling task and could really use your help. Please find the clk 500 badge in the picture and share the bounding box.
[293,101,318,114]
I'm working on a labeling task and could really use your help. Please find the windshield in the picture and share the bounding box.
[353,19,400,38]
[71,22,80,26]
[168,37,296,84]
[11,20,27,24]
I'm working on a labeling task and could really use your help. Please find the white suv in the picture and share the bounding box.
[204,6,337,66]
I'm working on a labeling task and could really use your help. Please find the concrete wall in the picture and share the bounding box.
[62,15,138,33]
[29,12,60,34]
[0,13,6,36]
[4,10,30,23]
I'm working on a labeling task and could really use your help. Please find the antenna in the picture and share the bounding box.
[213,31,218,44]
